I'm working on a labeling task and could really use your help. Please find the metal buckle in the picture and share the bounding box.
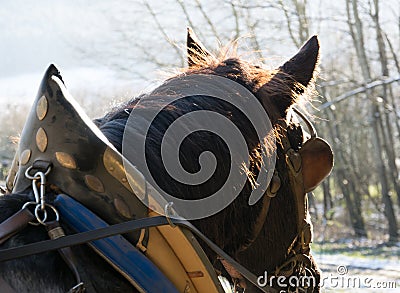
[164,202,176,228]
[300,223,312,251]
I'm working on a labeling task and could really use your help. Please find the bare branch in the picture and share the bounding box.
[227,2,281,10]
[278,0,300,47]
[143,0,183,66]
[230,1,240,40]
[320,76,400,109]
[194,0,220,41]
[239,0,262,59]
[176,0,200,37]
[384,31,400,74]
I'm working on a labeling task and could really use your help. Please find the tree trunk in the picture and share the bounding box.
[347,0,398,242]
[322,179,333,221]
[371,0,400,210]
[322,91,367,237]
[372,107,399,241]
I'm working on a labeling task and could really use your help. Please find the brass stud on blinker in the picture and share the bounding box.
[84,174,105,193]
[36,128,48,152]
[55,152,77,169]
[36,95,48,121]
[20,149,32,165]
[114,197,131,219]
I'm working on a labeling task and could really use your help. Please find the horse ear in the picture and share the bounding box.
[279,35,319,89]
[187,27,211,67]
[258,36,319,119]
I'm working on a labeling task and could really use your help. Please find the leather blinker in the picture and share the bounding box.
[299,137,333,193]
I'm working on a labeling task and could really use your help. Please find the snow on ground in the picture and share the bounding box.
[314,253,400,292]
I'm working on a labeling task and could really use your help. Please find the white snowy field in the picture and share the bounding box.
[315,253,400,292]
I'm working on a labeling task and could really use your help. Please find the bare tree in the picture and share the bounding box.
[346,0,398,242]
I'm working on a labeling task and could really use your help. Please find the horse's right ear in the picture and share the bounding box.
[259,36,319,119]
[279,36,319,91]
[187,27,211,67]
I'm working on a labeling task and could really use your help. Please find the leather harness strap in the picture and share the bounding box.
[271,117,314,280]
[46,221,93,293]
[281,120,313,253]
[0,208,35,245]
[221,110,315,290]
[0,215,278,293]
[0,212,89,293]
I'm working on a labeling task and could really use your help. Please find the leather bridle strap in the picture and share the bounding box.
[271,113,313,279]
[0,215,277,293]
[0,210,33,293]
[46,221,91,293]
[0,208,35,245]
[0,210,89,293]
[282,110,313,254]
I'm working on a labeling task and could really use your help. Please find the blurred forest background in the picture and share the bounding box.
[0,0,399,291]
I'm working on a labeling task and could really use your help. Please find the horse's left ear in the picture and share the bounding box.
[279,35,319,89]
[187,27,211,67]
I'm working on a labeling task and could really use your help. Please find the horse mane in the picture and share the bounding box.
[100,41,314,136]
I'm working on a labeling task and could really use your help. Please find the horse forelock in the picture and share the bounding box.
[182,43,314,118]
